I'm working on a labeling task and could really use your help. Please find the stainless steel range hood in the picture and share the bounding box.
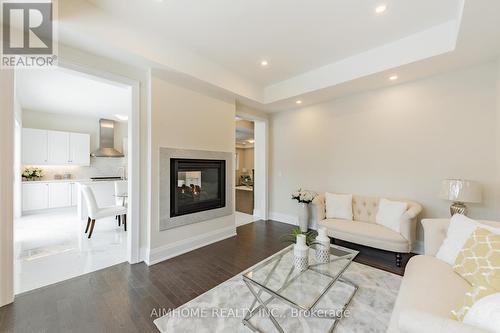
[90,119,125,158]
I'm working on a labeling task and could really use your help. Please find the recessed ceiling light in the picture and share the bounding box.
[389,75,398,81]
[260,60,269,67]
[115,114,128,121]
[296,100,302,105]
[375,4,387,14]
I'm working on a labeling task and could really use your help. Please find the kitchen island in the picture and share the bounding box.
[235,185,254,214]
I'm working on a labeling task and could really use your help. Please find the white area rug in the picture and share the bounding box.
[154,254,402,333]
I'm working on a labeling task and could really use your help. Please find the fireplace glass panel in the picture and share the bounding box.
[171,159,225,217]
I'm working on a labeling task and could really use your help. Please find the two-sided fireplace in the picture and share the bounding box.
[170,158,226,217]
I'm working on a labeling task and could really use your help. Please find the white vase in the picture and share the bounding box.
[294,234,309,272]
[315,227,331,264]
[297,202,309,232]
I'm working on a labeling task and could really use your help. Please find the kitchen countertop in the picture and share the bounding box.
[77,179,127,185]
[22,179,88,184]
[22,179,127,184]
[235,185,253,192]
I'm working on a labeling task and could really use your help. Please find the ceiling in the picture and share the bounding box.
[56,0,500,112]
[86,0,459,86]
[16,67,132,120]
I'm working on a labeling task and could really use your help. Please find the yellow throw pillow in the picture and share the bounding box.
[451,228,500,321]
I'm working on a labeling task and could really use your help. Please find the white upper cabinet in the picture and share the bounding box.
[48,130,70,165]
[22,128,48,165]
[69,133,90,166]
[22,128,90,166]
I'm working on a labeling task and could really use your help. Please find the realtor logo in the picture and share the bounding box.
[1,1,57,67]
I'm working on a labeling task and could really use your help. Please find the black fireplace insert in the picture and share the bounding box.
[170,158,226,217]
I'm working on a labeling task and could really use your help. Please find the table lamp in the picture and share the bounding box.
[440,179,482,216]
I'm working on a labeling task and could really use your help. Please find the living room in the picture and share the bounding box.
[1,1,500,332]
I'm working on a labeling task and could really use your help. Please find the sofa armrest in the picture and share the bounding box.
[403,204,422,219]
[421,218,450,256]
[399,310,490,333]
[399,204,421,249]
[312,194,326,223]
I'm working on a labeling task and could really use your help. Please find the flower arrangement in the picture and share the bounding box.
[291,189,317,204]
[22,167,44,181]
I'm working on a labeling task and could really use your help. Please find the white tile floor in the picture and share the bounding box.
[14,208,127,294]
[235,211,256,226]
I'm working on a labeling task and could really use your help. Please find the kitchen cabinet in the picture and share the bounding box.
[22,128,90,166]
[69,133,90,166]
[22,183,49,211]
[48,130,70,165]
[48,182,71,208]
[71,182,78,206]
[22,181,80,212]
[22,128,48,165]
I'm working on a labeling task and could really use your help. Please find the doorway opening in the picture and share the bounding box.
[234,112,268,226]
[235,119,255,225]
[12,66,137,294]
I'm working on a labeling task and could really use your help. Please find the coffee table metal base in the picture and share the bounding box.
[242,277,358,333]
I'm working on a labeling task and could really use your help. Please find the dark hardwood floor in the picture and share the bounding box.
[0,220,411,333]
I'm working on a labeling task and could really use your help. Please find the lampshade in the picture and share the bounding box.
[440,179,482,203]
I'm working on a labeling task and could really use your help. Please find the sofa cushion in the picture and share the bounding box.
[397,310,490,333]
[452,228,500,321]
[376,198,408,233]
[387,255,471,333]
[325,192,352,220]
[319,218,409,252]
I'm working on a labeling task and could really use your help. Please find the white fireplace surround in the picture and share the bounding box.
[159,148,233,231]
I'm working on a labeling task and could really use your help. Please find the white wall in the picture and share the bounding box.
[270,62,500,241]
[147,72,236,263]
[0,69,15,307]
[497,59,500,200]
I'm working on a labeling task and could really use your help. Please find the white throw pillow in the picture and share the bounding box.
[436,214,478,265]
[325,193,353,220]
[464,293,500,333]
[375,199,407,233]
[436,214,500,265]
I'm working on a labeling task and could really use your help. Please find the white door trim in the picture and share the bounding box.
[235,110,269,221]
[40,59,142,264]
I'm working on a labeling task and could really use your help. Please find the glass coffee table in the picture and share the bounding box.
[242,244,359,333]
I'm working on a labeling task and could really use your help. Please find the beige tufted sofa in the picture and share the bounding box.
[312,194,422,266]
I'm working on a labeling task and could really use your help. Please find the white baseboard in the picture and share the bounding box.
[146,225,236,266]
[269,211,298,226]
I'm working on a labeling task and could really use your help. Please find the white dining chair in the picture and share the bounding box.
[81,185,127,239]
[114,181,128,227]
[114,181,128,206]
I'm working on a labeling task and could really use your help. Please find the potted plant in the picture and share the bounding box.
[291,189,317,232]
[22,167,44,181]
[281,227,320,271]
